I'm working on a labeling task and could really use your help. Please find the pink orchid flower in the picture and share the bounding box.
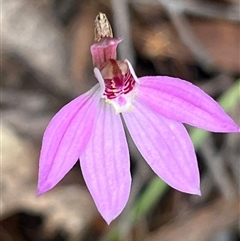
[38,13,239,224]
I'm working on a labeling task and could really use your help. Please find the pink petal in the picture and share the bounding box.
[122,101,200,195]
[38,85,100,195]
[137,76,239,132]
[80,101,131,224]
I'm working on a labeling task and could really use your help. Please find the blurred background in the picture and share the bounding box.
[1,0,240,240]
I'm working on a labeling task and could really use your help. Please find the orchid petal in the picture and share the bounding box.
[123,101,200,195]
[138,76,239,132]
[80,100,131,224]
[38,85,100,195]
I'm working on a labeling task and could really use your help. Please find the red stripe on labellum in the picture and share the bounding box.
[101,60,136,99]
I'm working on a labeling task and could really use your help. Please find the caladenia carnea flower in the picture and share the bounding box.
[38,13,240,224]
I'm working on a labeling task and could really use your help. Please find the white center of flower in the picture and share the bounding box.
[94,59,138,113]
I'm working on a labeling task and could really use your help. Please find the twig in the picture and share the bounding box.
[130,0,239,71]
[165,9,216,71]
[222,133,240,191]
[199,136,236,199]
[130,0,240,23]
[2,0,74,98]
[111,0,135,65]
[144,196,239,241]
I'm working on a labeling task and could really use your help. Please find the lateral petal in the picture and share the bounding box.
[38,85,100,195]
[122,101,200,195]
[138,76,239,132]
[80,101,131,224]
